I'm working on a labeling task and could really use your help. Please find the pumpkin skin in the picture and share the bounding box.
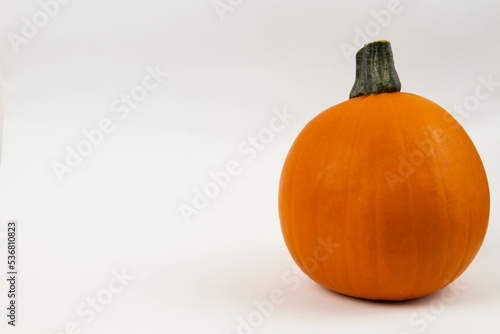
[278,92,490,301]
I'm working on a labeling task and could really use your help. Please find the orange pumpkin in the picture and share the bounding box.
[278,40,490,301]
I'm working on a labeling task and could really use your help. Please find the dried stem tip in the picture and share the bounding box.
[349,40,401,99]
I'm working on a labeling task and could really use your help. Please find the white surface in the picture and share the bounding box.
[0,0,500,333]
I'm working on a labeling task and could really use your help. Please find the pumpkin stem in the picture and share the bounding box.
[349,40,401,99]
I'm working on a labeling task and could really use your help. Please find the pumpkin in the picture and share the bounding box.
[278,40,490,301]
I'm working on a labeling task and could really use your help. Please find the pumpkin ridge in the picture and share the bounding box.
[342,97,368,297]
[279,145,302,272]
[456,135,489,279]
[284,117,328,280]
[373,136,382,298]
[448,175,471,283]
[389,95,420,299]
[426,123,453,295]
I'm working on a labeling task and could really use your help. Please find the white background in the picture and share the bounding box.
[1,0,500,333]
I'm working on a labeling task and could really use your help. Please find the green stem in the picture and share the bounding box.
[349,40,401,99]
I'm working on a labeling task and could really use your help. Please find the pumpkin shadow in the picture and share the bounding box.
[302,256,500,314]
[318,284,441,306]
[198,251,428,318]
[146,245,500,324]
[271,280,456,324]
